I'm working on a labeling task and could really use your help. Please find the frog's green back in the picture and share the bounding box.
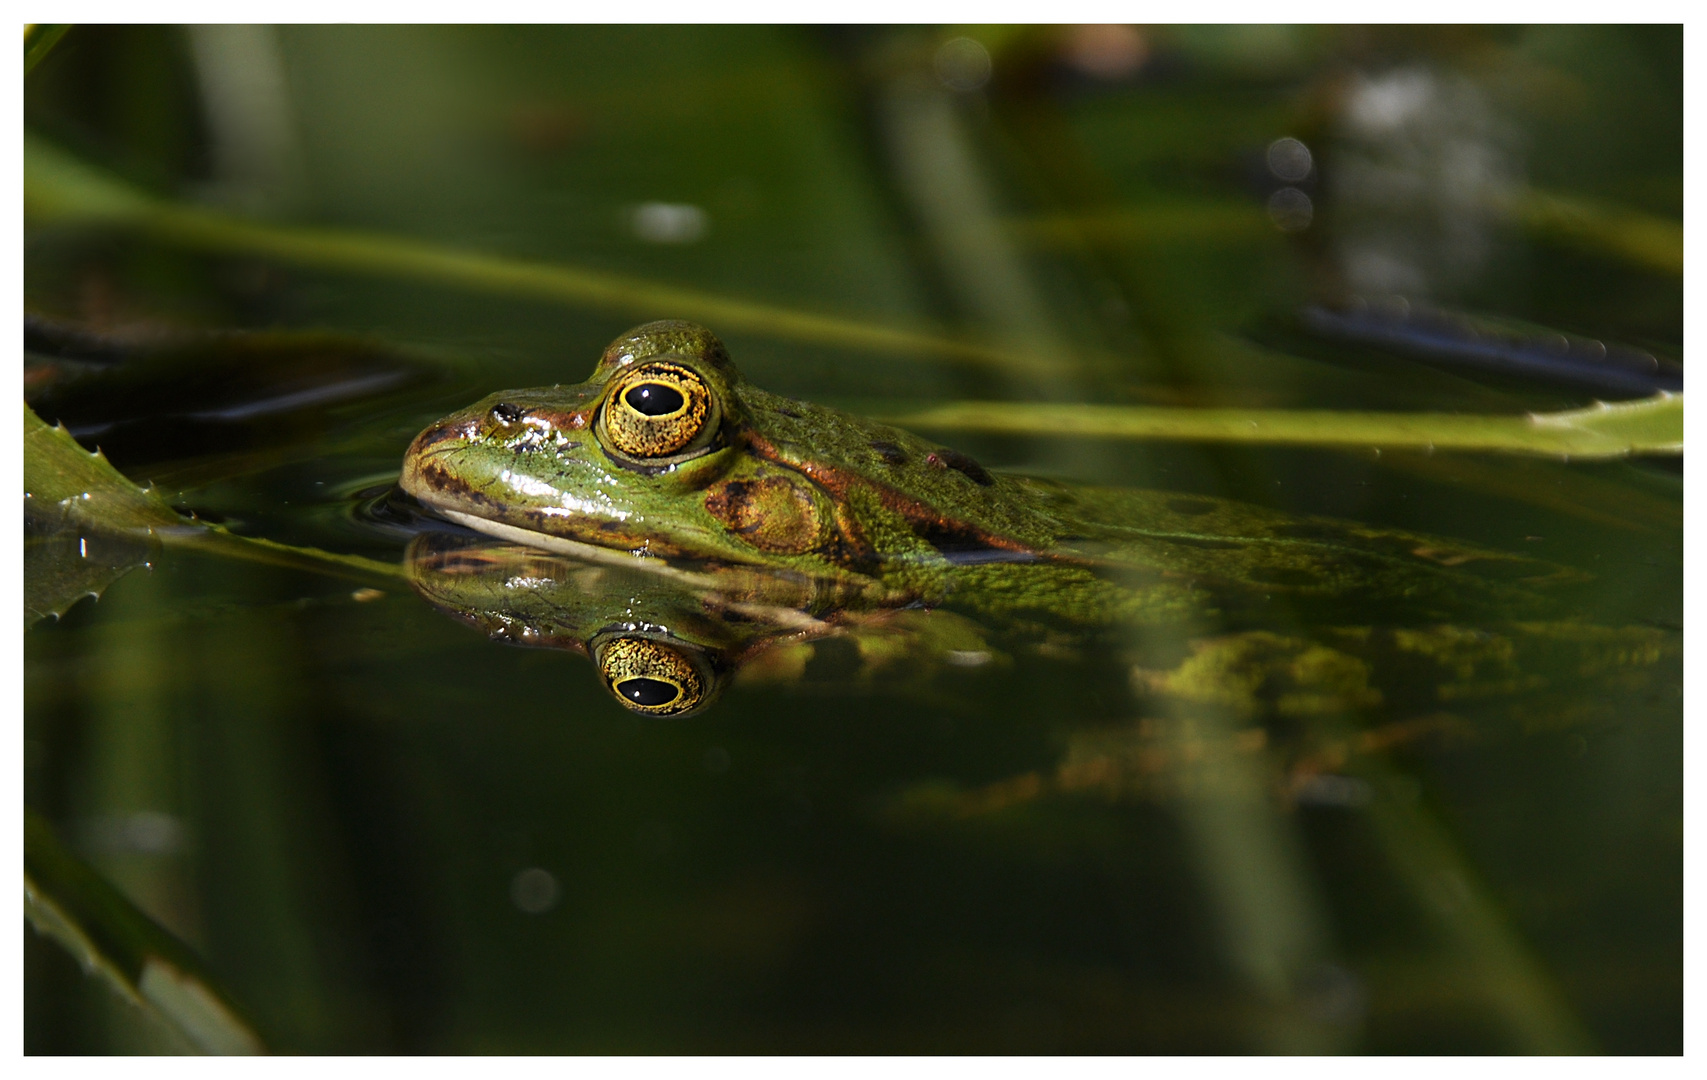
[735,389,1577,624]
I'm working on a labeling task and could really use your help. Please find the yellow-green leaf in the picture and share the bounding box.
[24,134,1052,377]
[24,403,401,626]
[880,392,1682,460]
[26,808,266,1054]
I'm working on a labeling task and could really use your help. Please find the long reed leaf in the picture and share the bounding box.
[880,393,1682,460]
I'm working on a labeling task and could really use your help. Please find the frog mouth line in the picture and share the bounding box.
[412,478,688,562]
[400,444,752,566]
[403,442,830,574]
[429,509,686,572]
[402,445,636,533]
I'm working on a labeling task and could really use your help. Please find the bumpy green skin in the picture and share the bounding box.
[401,321,1573,632]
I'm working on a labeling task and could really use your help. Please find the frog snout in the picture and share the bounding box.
[400,415,484,501]
[407,416,480,456]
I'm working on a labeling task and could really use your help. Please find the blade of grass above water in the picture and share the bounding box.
[1511,189,1683,277]
[880,394,1682,460]
[23,136,1059,378]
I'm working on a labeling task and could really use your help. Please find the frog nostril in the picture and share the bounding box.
[491,402,524,424]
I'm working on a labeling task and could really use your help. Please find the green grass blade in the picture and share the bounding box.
[26,808,266,1054]
[880,393,1682,460]
[24,24,72,76]
[1514,188,1683,277]
[23,135,1055,376]
[1349,767,1597,1053]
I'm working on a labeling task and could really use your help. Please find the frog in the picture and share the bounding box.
[400,319,1577,637]
[397,320,1675,719]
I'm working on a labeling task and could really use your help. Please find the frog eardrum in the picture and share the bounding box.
[592,634,716,717]
[597,361,718,462]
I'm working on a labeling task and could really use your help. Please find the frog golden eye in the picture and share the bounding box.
[594,635,713,717]
[599,362,716,461]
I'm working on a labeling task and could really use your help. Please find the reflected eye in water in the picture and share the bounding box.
[592,634,718,717]
[598,361,716,461]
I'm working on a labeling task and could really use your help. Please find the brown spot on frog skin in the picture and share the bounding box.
[704,474,828,555]
[409,421,473,454]
[869,440,908,466]
[407,459,459,493]
[521,408,589,433]
[925,448,994,486]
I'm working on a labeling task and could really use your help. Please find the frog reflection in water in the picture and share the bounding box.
[405,531,1001,717]
[400,320,1673,719]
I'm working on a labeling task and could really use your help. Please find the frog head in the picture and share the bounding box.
[401,321,1037,584]
[402,321,853,569]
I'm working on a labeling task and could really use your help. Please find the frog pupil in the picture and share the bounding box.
[491,402,523,424]
[618,677,680,707]
[625,383,685,416]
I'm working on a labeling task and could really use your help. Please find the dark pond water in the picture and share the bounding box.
[24,25,1680,1054]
